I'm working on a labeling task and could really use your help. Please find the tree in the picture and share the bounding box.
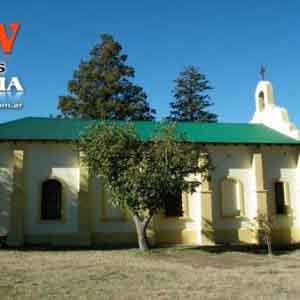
[79,122,212,250]
[248,213,274,256]
[167,66,217,122]
[58,34,155,120]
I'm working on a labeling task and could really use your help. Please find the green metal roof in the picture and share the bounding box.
[0,117,299,144]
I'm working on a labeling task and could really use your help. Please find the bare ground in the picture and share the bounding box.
[0,246,300,299]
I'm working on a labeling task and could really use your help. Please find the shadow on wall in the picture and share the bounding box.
[0,168,13,236]
[200,181,248,245]
[212,216,252,245]
[202,214,295,246]
[154,218,195,245]
[270,215,294,245]
[201,217,215,244]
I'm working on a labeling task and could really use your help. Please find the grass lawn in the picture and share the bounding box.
[0,246,299,299]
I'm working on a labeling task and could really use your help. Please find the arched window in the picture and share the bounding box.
[258,91,265,112]
[41,179,62,220]
[274,181,289,215]
[221,177,244,217]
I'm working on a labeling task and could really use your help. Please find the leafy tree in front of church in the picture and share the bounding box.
[79,122,212,251]
[167,66,217,122]
[58,34,155,120]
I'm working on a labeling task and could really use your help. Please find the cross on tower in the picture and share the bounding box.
[260,65,266,80]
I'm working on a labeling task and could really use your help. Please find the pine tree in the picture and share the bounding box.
[168,66,217,122]
[58,34,155,120]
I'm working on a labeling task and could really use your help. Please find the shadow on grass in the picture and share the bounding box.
[0,243,139,252]
[2,243,300,256]
[181,243,300,256]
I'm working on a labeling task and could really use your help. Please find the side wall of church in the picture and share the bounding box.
[204,145,256,244]
[0,142,201,246]
[1,142,300,246]
[262,146,300,244]
[202,144,300,245]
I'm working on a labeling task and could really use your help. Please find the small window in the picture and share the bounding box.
[41,179,62,220]
[221,178,244,217]
[274,181,289,215]
[258,91,265,112]
[165,191,183,217]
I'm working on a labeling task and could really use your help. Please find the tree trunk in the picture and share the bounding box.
[265,235,272,257]
[133,214,153,251]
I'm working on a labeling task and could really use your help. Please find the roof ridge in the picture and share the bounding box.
[0,117,264,126]
[0,117,34,128]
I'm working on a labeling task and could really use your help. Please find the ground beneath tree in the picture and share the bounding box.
[0,246,299,299]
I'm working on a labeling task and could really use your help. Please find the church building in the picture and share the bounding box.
[1,80,300,247]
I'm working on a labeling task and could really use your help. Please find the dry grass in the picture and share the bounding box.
[0,247,300,299]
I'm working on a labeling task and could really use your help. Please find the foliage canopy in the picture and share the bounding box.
[58,34,155,120]
[79,122,212,250]
[168,65,217,122]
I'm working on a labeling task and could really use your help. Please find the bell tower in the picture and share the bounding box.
[254,80,275,113]
[251,69,300,140]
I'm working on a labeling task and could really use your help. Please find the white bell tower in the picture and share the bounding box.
[250,73,300,140]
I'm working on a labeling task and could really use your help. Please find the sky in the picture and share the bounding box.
[1,0,300,124]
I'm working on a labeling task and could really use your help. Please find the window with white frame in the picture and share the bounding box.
[221,177,244,217]
[41,179,62,220]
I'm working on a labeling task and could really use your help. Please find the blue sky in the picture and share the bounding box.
[1,1,300,124]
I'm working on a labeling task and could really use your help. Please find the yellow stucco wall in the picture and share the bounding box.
[0,142,300,247]
[201,145,300,246]
[0,143,13,237]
